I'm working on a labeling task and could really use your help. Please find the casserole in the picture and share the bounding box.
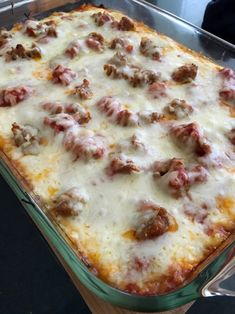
[0,0,234,311]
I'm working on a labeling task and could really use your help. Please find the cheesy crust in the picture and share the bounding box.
[0,5,235,295]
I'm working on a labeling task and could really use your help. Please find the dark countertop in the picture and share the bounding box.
[0,175,89,314]
[0,1,235,314]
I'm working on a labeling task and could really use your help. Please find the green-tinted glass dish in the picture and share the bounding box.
[0,0,234,312]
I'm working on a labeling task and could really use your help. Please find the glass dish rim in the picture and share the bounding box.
[134,0,235,52]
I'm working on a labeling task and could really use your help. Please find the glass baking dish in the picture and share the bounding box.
[0,0,235,312]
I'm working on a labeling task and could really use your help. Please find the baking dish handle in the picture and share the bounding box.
[202,246,235,297]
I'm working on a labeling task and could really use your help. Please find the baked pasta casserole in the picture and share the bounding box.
[0,4,235,295]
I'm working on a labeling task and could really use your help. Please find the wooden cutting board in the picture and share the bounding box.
[76,279,194,314]
[57,248,193,314]
[44,232,194,314]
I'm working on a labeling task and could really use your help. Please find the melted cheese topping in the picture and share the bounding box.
[0,6,234,295]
